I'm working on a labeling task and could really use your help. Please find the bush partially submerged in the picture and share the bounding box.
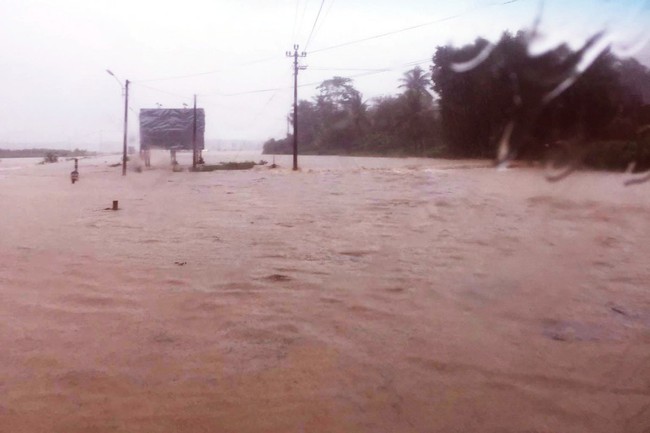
[42,152,58,163]
[582,139,650,172]
[194,161,257,172]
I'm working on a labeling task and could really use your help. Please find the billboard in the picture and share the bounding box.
[139,108,205,150]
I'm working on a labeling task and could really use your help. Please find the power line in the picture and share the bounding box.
[308,12,466,54]
[292,60,430,89]
[306,0,336,48]
[295,0,311,42]
[308,67,391,72]
[135,69,224,84]
[132,82,193,101]
[317,0,337,37]
[204,86,287,97]
[304,0,327,51]
[131,0,523,86]
[307,0,526,54]
[291,0,301,42]
[402,58,434,68]
[250,90,282,126]
[136,57,433,102]
[134,55,280,83]
[200,58,432,98]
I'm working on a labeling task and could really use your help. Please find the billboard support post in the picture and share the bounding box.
[139,108,205,167]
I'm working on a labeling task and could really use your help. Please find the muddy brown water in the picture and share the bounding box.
[1,153,649,432]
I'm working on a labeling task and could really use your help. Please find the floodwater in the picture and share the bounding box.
[0,152,649,432]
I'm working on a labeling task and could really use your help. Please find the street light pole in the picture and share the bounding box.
[122,79,129,176]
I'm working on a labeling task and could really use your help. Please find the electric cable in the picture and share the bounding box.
[304,0,327,51]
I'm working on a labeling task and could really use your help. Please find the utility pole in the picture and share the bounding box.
[286,44,306,171]
[122,79,130,176]
[192,94,197,170]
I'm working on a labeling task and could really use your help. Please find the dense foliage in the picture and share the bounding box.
[264,31,650,170]
[432,32,650,166]
[263,68,441,157]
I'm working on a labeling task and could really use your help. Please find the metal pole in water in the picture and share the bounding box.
[192,94,197,171]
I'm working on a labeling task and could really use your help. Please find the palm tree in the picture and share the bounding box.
[399,66,432,99]
[398,67,435,154]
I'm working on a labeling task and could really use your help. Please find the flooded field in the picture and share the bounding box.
[0,152,649,432]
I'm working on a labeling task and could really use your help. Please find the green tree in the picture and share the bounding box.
[314,77,366,150]
[432,37,509,157]
[398,66,436,154]
[399,66,431,97]
[432,31,628,160]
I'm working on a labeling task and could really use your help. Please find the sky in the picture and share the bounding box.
[0,0,648,151]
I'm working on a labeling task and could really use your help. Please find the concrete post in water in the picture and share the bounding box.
[112,200,119,211]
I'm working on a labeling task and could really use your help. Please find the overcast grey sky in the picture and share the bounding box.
[1,0,648,150]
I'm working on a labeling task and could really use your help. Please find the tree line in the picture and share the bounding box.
[263,31,650,171]
[0,148,95,159]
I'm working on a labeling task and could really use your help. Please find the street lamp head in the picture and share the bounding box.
[106,69,125,95]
